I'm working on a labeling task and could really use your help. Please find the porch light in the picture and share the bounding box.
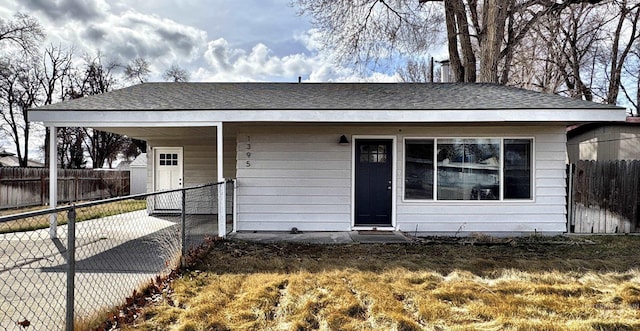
[339,135,350,145]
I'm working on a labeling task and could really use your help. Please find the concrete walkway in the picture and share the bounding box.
[0,210,182,331]
[228,231,412,244]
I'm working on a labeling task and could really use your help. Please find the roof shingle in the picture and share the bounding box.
[33,82,621,111]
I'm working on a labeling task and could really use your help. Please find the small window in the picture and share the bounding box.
[504,139,532,199]
[360,144,388,163]
[405,140,434,199]
[158,153,179,167]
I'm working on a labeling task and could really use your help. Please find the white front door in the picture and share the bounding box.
[154,147,183,210]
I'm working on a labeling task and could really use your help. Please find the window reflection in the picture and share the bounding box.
[437,139,500,200]
[404,138,532,201]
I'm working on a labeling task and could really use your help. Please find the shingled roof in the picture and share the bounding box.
[34,82,619,111]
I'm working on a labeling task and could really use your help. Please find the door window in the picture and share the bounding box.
[159,153,179,166]
[359,144,388,163]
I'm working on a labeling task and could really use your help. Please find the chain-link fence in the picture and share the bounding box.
[0,181,234,331]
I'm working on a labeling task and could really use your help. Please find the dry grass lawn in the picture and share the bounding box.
[123,235,640,331]
[0,199,146,233]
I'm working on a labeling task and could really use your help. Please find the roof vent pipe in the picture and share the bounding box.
[298,76,301,83]
[439,60,450,83]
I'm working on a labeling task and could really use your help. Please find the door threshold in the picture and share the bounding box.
[352,226,395,231]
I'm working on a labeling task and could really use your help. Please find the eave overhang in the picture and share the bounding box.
[28,107,628,128]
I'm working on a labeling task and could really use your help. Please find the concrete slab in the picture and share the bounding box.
[229,231,354,244]
[229,231,412,244]
[350,231,412,243]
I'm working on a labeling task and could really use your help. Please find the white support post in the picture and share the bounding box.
[216,123,226,237]
[49,126,58,239]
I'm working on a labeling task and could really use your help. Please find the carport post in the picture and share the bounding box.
[217,123,226,237]
[49,126,58,239]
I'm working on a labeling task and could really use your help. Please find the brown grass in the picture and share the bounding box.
[0,199,146,233]
[122,235,640,331]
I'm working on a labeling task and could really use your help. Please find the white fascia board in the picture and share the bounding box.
[29,107,627,126]
[29,110,221,127]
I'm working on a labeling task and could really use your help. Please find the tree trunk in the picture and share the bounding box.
[478,0,509,83]
[636,68,640,116]
[607,1,640,105]
[444,0,464,82]
[44,127,50,167]
[453,0,476,82]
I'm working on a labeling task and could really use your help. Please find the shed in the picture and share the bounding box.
[567,116,640,162]
[129,153,147,195]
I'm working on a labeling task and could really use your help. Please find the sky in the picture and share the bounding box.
[1,0,446,160]
[2,0,403,83]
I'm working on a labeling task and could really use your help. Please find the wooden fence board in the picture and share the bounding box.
[0,168,130,209]
[570,160,640,233]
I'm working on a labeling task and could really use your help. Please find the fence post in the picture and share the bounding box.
[66,207,76,331]
[567,163,574,233]
[181,189,187,267]
[40,174,45,206]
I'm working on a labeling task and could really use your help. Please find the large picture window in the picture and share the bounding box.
[404,138,533,201]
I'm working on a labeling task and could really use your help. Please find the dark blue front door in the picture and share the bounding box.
[355,139,393,226]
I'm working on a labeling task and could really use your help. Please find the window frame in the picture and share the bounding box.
[402,137,535,202]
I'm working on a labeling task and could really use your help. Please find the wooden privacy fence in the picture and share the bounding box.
[0,167,130,210]
[569,160,640,233]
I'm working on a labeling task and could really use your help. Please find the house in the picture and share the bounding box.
[567,116,640,163]
[29,83,626,237]
[0,149,44,167]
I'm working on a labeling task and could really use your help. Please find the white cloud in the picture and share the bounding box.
[196,35,398,82]
[65,10,207,68]
[5,1,399,83]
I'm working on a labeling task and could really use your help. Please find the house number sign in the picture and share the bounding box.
[245,135,251,167]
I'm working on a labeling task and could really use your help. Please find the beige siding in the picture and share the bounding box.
[235,124,568,234]
[142,126,237,214]
[568,125,640,162]
[236,126,352,231]
[396,125,566,234]
[143,126,237,190]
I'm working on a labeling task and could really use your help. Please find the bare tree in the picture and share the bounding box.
[0,12,44,166]
[66,51,120,99]
[512,3,609,99]
[39,44,73,166]
[0,12,44,55]
[57,127,86,168]
[621,45,640,115]
[64,52,130,168]
[295,0,605,83]
[162,64,189,82]
[82,128,129,168]
[0,57,41,166]
[398,58,434,82]
[603,0,640,105]
[295,0,445,76]
[124,57,151,84]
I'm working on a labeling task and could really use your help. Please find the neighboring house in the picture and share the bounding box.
[567,116,640,163]
[0,149,44,167]
[29,83,626,236]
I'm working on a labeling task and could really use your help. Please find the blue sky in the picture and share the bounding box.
[1,0,446,159]
[2,0,404,83]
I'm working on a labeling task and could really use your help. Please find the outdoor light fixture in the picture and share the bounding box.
[339,135,349,145]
